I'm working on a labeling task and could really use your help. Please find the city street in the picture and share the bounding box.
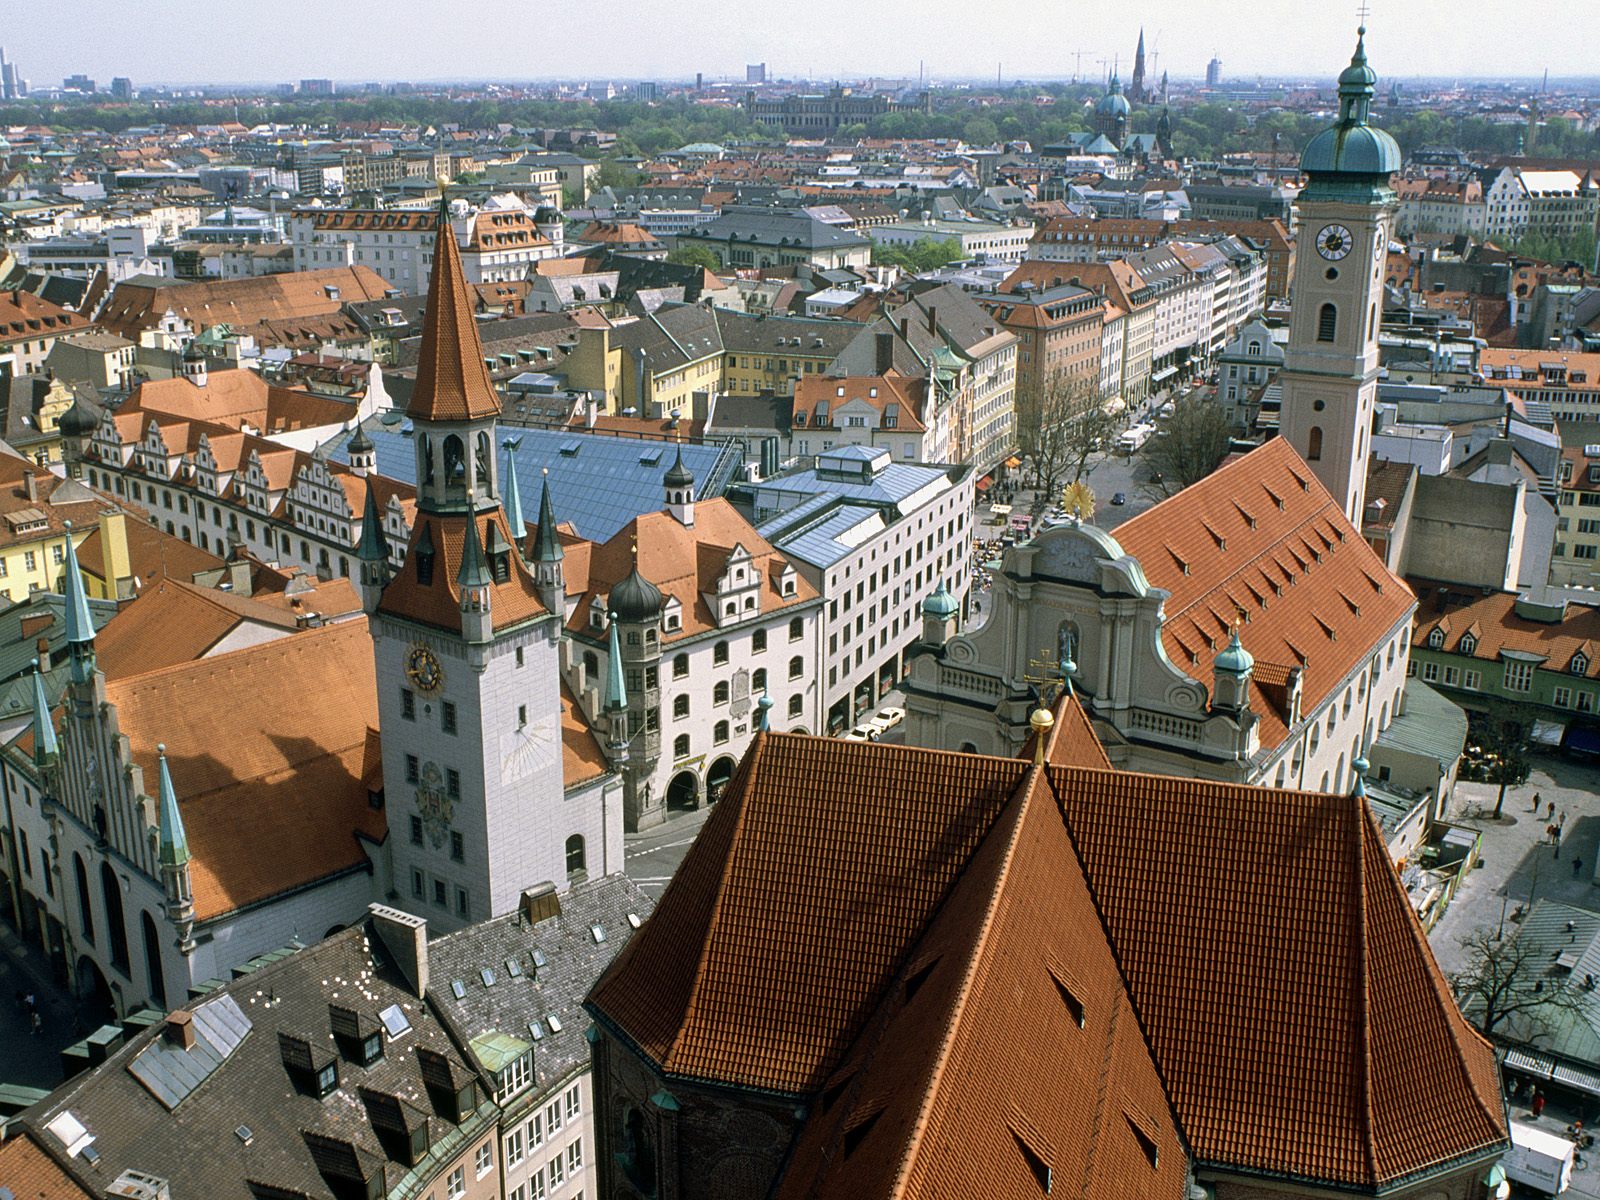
[0,923,80,1092]
[624,804,712,902]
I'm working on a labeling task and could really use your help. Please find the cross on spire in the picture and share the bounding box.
[1355,0,1371,30]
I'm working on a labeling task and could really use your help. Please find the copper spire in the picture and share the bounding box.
[408,194,501,423]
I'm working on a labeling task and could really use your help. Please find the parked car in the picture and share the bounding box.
[875,706,906,730]
[1110,492,1127,506]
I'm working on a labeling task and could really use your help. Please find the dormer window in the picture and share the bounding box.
[1574,654,1589,676]
[1459,634,1477,655]
[1427,627,1444,649]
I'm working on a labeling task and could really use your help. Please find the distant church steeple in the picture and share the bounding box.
[1130,28,1148,104]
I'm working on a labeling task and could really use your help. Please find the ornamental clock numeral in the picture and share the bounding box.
[1316,224,1353,261]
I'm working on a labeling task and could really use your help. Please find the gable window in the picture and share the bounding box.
[1427,628,1444,649]
[1573,654,1590,676]
[1459,634,1477,655]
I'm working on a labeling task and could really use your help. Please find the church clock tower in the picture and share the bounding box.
[1277,27,1399,525]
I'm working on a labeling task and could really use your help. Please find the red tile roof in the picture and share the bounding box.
[1410,579,1600,678]
[0,1133,94,1200]
[377,508,546,634]
[104,621,383,921]
[1113,438,1415,747]
[589,715,1506,1193]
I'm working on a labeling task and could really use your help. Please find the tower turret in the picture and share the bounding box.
[182,338,207,387]
[357,476,390,614]
[1210,625,1254,714]
[457,503,493,643]
[347,423,376,477]
[155,743,196,955]
[29,659,57,770]
[664,442,695,527]
[922,583,960,645]
[57,389,99,480]
[62,521,97,689]
[529,468,566,615]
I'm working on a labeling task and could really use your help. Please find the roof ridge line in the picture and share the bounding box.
[1356,799,1509,1158]
[888,768,1039,1198]
[663,733,765,1072]
[1353,793,1381,1184]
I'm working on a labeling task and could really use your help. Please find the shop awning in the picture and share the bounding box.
[1553,1062,1600,1097]
[975,475,994,492]
[1532,717,1568,747]
[1151,365,1179,383]
[1004,456,1022,470]
[1503,1047,1555,1078]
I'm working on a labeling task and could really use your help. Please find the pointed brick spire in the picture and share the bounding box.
[409,195,501,423]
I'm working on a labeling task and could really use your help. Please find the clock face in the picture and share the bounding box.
[1316,224,1354,261]
[405,644,444,695]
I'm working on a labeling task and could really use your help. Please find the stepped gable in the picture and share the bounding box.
[407,201,503,423]
[1112,438,1414,747]
[773,769,1185,1200]
[586,734,1031,1094]
[103,621,383,921]
[1046,763,1506,1188]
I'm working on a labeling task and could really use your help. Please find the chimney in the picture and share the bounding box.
[875,330,894,374]
[22,469,37,502]
[585,394,598,428]
[926,305,937,335]
[165,1010,196,1051]
[368,903,428,999]
[899,316,910,340]
[520,882,561,925]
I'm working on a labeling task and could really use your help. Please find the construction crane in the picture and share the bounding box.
[1071,50,1098,85]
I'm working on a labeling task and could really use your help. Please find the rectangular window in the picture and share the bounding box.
[1443,666,1459,686]
[529,1114,544,1148]
[1555,686,1573,707]
[402,689,416,720]
[1581,691,1595,714]
[434,879,447,907]
[447,1167,465,1200]
[406,754,419,784]
[565,1085,580,1120]
[1422,662,1439,682]
[1463,670,1481,690]
[24,551,36,571]
[410,815,424,845]
[548,1156,564,1188]
[1504,660,1534,692]
[450,831,464,861]
[412,868,425,898]
[529,1169,545,1200]
[475,1142,493,1178]
[457,888,470,919]
[442,701,457,734]
[566,1140,583,1173]
[447,768,460,799]
[505,1128,525,1168]
[547,1100,563,1135]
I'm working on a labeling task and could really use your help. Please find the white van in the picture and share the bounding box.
[1504,1121,1575,1195]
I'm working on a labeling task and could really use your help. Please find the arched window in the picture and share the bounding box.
[673,734,690,759]
[789,655,804,679]
[1460,635,1477,656]
[1427,627,1444,649]
[1366,303,1376,342]
[418,433,435,487]
[101,862,130,973]
[1573,654,1589,675]
[1307,426,1323,462]
[475,432,493,496]
[788,695,803,717]
[74,854,94,944]
[713,641,729,665]
[713,681,730,705]
[141,911,166,1008]
[564,835,586,877]
[1379,700,1389,729]
[753,668,767,693]
[714,721,730,744]
[673,695,689,719]
[443,435,466,501]
[1317,303,1337,342]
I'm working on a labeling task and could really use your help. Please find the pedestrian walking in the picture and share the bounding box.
[1534,1090,1548,1118]
[1550,800,1558,820]
[1577,857,1585,878]
[1534,791,1544,814]
[29,1009,41,1036]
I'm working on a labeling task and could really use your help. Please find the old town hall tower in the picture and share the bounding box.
[361,197,620,931]
[1277,27,1400,525]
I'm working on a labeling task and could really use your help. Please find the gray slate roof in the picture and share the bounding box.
[681,205,869,251]
[427,876,652,1098]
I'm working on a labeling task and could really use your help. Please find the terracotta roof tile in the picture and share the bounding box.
[407,205,502,423]
[377,508,546,634]
[0,1133,93,1200]
[1113,439,1415,747]
[103,621,382,921]
[560,681,610,789]
[1410,579,1600,676]
[94,575,302,679]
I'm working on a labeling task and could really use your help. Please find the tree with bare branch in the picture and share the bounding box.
[1140,391,1233,500]
[1451,925,1587,1040]
[1012,370,1117,515]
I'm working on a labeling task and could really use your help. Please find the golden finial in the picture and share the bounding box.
[1030,707,1054,767]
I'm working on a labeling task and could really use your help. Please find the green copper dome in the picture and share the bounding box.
[1299,28,1401,179]
[1213,627,1254,676]
[922,584,959,619]
[1094,76,1131,118]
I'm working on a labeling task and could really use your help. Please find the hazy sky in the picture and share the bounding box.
[4,0,1593,86]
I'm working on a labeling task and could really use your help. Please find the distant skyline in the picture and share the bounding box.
[4,0,1595,87]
